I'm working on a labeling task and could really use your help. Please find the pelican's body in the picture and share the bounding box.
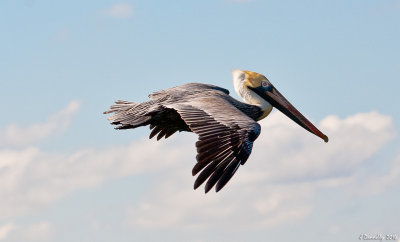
[104,70,328,193]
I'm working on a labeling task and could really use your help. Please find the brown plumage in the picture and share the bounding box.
[104,70,329,193]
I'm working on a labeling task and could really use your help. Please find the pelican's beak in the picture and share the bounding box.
[250,85,329,142]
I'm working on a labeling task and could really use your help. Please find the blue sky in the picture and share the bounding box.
[0,0,399,241]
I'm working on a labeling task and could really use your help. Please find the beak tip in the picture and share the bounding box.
[322,135,329,143]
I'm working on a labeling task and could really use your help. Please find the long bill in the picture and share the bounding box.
[252,85,329,143]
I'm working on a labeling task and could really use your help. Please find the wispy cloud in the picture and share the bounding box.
[0,223,15,241]
[0,221,53,242]
[0,101,80,147]
[103,3,133,19]
[0,109,190,220]
[22,222,53,242]
[0,139,188,220]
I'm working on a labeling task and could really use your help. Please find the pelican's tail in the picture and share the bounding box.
[103,100,155,129]
[104,99,190,140]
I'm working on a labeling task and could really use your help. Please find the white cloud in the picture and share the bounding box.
[0,223,15,241]
[0,136,191,220]
[22,222,53,242]
[123,111,398,229]
[0,222,53,242]
[0,101,80,147]
[103,3,133,19]
[126,176,314,229]
[247,111,396,183]
[0,104,398,231]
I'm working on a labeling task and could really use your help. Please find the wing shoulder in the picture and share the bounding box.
[149,83,229,99]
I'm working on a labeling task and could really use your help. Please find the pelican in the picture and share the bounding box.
[104,70,328,193]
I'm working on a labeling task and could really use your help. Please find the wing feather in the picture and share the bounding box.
[149,126,162,139]
[165,97,261,193]
[204,155,236,193]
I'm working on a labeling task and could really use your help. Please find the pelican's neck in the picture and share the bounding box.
[232,70,273,120]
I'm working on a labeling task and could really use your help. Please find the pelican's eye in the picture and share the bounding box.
[261,81,272,92]
[261,81,268,87]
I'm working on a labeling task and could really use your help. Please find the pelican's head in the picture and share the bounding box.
[232,69,328,142]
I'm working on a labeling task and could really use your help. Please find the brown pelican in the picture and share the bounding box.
[104,70,328,193]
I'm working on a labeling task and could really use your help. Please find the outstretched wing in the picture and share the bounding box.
[166,96,261,193]
[105,85,260,193]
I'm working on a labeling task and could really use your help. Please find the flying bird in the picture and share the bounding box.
[104,70,328,193]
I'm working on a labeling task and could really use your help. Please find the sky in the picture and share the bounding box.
[0,0,400,241]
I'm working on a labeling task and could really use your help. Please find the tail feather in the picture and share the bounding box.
[104,99,189,140]
[103,100,138,114]
[104,100,154,129]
